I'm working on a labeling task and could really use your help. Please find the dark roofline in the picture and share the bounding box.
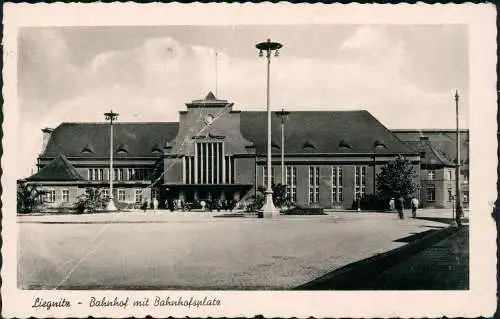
[240,109,367,114]
[392,128,469,133]
[53,121,179,125]
[424,140,456,167]
[361,111,417,154]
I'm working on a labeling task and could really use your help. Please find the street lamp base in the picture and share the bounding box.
[106,197,118,211]
[261,191,279,219]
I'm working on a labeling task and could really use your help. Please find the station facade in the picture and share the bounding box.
[23,92,466,210]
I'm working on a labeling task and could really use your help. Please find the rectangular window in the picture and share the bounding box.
[332,166,344,204]
[463,174,469,184]
[463,191,469,203]
[193,142,225,184]
[224,155,234,184]
[102,189,109,199]
[118,189,126,201]
[45,190,56,203]
[354,166,367,200]
[135,189,143,203]
[309,166,320,204]
[427,185,436,202]
[285,166,297,203]
[184,156,191,184]
[151,189,159,201]
[113,168,124,181]
[88,169,94,180]
[448,188,453,202]
[448,169,453,180]
[62,189,69,202]
[428,170,436,180]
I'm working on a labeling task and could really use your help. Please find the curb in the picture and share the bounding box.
[294,226,456,290]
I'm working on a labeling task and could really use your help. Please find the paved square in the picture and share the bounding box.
[18,211,449,290]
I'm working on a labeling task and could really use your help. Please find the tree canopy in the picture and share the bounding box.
[376,156,418,199]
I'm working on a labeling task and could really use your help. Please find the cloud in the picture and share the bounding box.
[16,27,468,179]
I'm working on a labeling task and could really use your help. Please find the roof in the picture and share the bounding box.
[26,154,85,182]
[41,122,179,159]
[393,130,469,167]
[186,91,230,108]
[240,110,416,155]
[403,139,455,167]
[40,109,416,160]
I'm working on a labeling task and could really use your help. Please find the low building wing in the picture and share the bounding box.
[25,154,85,182]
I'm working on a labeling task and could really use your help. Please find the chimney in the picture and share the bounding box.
[41,127,53,154]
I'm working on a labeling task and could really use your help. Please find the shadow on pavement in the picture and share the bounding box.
[394,229,440,243]
[294,226,463,290]
[415,217,469,224]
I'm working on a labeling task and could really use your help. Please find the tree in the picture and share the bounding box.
[17,181,46,214]
[376,156,418,200]
[245,183,291,212]
[74,187,108,214]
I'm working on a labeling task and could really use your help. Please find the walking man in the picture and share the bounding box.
[396,196,405,219]
[389,198,395,211]
[411,197,419,218]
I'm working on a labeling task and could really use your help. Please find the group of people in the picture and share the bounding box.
[141,198,159,211]
[389,196,419,219]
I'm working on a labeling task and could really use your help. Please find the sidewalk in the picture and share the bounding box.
[297,225,468,290]
[360,225,469,290]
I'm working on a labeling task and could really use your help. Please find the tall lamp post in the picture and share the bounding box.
[104,110,119,211]
[275,108,290,185]
[453,91,463,227]
[256,38,282,219]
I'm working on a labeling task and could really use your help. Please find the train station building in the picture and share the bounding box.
[22,92,468,210]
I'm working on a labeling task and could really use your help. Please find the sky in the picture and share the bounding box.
[17,24,469,178]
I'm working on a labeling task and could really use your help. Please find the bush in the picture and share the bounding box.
[359,194,388,211]
[74,188,108,214]
[282,205,326,215]
[245,183,291,212]
[17,181,47,214]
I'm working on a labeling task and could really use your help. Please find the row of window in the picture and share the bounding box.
[43,189,149,204]
[184,142,235,184]
[427,169,468,183]
[426,186,469,203]
[88,168,153,181]
[263,165,367,204]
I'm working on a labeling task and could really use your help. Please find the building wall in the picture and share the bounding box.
[163,157,184,184]
[419,167,456,208]
[252,161,417,209]
[234,157,256,199]
[37,185,83,211]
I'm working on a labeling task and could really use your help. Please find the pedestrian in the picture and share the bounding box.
[143,199,149,212]
[153,197,159,210]
[411,197,419,218]
[389,198,395,211]
[396,196,404,219]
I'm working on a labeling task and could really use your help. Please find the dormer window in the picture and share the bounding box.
[374,140,387,150]
[303,140,316,151]
[81,144,94,153]
[151,144,162,153]
[117,144,129,154]
[338,140,351,150]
